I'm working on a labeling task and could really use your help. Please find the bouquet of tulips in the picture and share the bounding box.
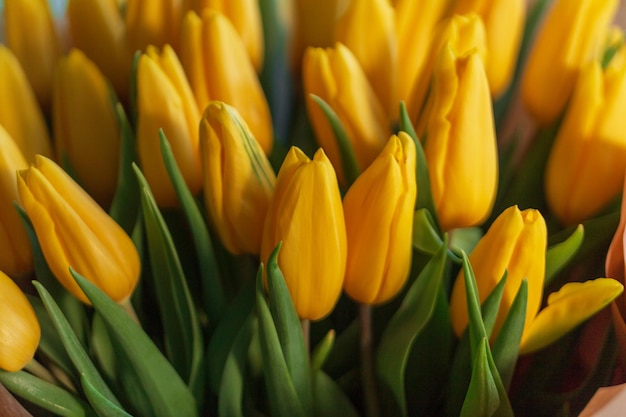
[1,0,626,416]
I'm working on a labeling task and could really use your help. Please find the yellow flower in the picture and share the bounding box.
[521,0,617,125]
[184,0,264,72]
[0,125,32,278]
[136,45,202,207]
[3,0,60,107]
[179,9,273,154]
[302,42,388,185]
[260,147,346,321]
[125,0,184,52]
[0,271,40,372]
[0,45,54,162]
[545,54,626,226]
[343,133,417,305]
[53,49,121,206]
[200,101,276,255]
[334,0,397,119]
[453,0,525,97]
[17,156,140,305]
[422,45,497,231]
[292,0,336,67]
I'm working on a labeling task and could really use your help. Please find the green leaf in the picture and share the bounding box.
[310,94,360,185]
[311,330,335,373]
[33,282,121,408]
[412,208,443,255]
[480,271,508,338]
[70,268,198,417]
[0,370,95,417]
[376,239,449,416]
[159,131,225,323]
[266,243,312,414]
[217,319,253,417]
[255,265,307,417]
[545,224,584,286]
[312,371,359,417]
[81,375,133,417]
[133,164,204,394]
[461,252,488,357]
[460,338,500,417]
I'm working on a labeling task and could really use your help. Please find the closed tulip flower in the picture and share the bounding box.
[125,0,184,52]
[0,125,32,278]
[521,0,617,125]
[334,0,397,118]
[4,0,60,107]
[200,101,276,255]
[261,147,346,321]
[0,271,40,372]
[17,156,140,305]
[343,133,417,305]
[136,45,202,207]
[53,49,121,206]
[545,55,626,225]
[303,43,389,184]
[292,0,336,66]
[0,46,54,162]
[422,45,497,231]
[180,9,273,154]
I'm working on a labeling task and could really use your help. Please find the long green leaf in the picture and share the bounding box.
[545,225,584,286]
[312,371,359,417]
[217,319,253,417]
[81,375,133,417]
[460,338,500,417]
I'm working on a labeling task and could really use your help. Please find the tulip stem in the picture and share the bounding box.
[301,319,310,360]
[24,359,56,385]
[359,304,380,417]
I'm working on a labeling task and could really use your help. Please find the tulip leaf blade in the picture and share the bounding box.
[412,208,443,255]
[70,268,199,417]
[81,375,133,417]
[312,371,359,417]
[545,224,584,286]
[376,239,449,416]
[310,94,360,185]
[480,271,508,338]
[459,337,500,417]
[311,330,335,373]
[0,370,96,417]
[255,265,307,417]
[217,320,253,417]
[159,130,225,323]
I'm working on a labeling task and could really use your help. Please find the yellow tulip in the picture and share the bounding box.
[4,0,60,107]
[200,101,276,255]
[260,147,346,321]
[0,46,54,162]
[545,52,626,226]
[343,133,417,305]
[0,271,40,372]
[302,42,389,185]
[334,0,397,119]
[53,49,121,206]
[184,0,264,71]
[125,0,184,52]
[453,0,526,97]
[292,0,336,67]
[179,9,273,154]
[136,45,202,207]
[422,45,497,231]
[17,156,140,304]
[521,0,617,125]
[0,125,32,278]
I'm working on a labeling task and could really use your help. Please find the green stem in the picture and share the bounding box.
[301,319,310,362]
[24,359,56,385]
[360,304,380,417]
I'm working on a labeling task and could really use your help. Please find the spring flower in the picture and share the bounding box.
[53,49,121,206]
[179,9,273,154]
[200,101,276,255]
[334,0,397,118]
[125,0,184,53]
[136,45,202,207]
[260,147,346,321]
[17,156,141,305]
[521,0,618,125]
[0,46,53,162]
[422,45,497,231]
[0,125,32,278]
[302,42,388,184]
[545,53,626,226]
[3,0,60,107]
[343,133,417,305]
[292,0,336,66]
[0,271,40,372]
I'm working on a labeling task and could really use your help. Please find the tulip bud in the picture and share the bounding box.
[334,0,397,118]
[4,0,60,107]
[125,0,184,52]
[422,45,497,231]
[292,0,336,66]
[0,271,40,372]
[200,101,276,255]
[261,147,347,321]
[521,0,618,125]
[302,43,389,185]
[180,9,273,154]
[343,133,417,305]
[0,125,32,278]
[53,49,121,206]
[0,46,54,162]
[136,45,202,207]
[17,156,141,304]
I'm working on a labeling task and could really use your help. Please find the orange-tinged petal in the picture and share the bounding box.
[125,0,183,52]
